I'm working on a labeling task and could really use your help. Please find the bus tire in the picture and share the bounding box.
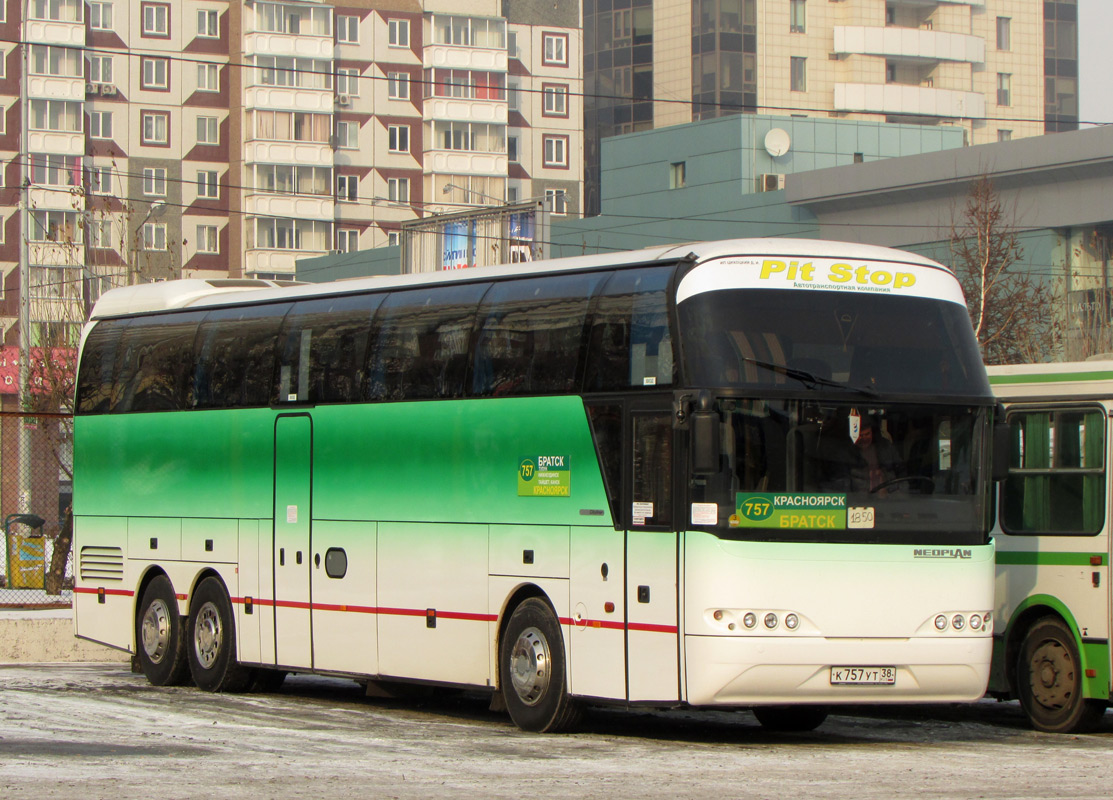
[187,577,252,693]
[753,705,829,732]
[500,597,581,733]
[1018,617,1106,733]
[135,574,190,686]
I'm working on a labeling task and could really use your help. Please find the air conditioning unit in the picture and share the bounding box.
[85,83,99,95]
[336,94,351,106]
[758,173,786,192]
[99,84,117,97]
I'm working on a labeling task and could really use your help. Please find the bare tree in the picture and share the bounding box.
[949,175,1052,365]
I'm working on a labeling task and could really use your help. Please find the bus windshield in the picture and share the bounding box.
[689,399,990,545]
[678,288,990,398]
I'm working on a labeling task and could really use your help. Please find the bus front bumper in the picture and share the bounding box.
[684,634,991,706]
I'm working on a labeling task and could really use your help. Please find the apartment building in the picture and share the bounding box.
[584,0,1078,213]
[0,0,582,347]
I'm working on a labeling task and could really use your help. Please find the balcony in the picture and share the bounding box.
[834,83,986,119]
[245,194,335,221]
[424,98,508,124]
[835,26,985,63]
[424,44,508,73]
[887,0,983,6]
[27,76,84,102]
[25,18,84,46]
[28,131,84,156]
[244,141,334,167]
[245,86,334,113]
[425,150,507,176]
[244,32,333,61]
[245,250,322,275]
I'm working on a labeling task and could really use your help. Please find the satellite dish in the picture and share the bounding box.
[764,128,791,157]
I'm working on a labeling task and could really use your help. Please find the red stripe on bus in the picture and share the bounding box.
[74,587,133,597]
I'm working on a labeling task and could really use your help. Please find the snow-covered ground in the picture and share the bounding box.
[1,664,1111,799]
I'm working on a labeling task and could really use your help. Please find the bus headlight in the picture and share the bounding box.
[764,613,778,629]
[934,615,948,631]
[784,613,799,630]
[743,612,757,629]
[952,614,966,631]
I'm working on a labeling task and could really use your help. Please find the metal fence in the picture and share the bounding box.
[0,411,73,609]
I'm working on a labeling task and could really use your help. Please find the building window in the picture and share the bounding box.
[256,3,331,35]
[87,218,113,248]
[997,73,1011,106]
[543,32,568,66]
[30,0,81,21]
[387,72,410,100]
[542,84,569,117]
[542,135,568,168]
[252,110,331,143]
[508,80,520,111]
[197,115,219,144]
[387,231,399,246]
[30,45,82,78]
[141,2,169,37]
[337,15,358,44]
[996,17,1011,51]
[336,175,358,202]
[255,165,331,195]
[336,120,358,149]
[435,121,506,153]
[669,161,686,189]
[89,165,113,194]
[197,8,218,37]
[336,68,360,96]
[89,1,112,30]
[790,0,806,33]
[197,170,219,198]
[141,111,169,145]
[336,229,358,252]
[30,154,81,187]
[143,222,167,251]
[142,57,169,90]
[30,100,81,132]
[507,31,518,58]
[387,124,409,153]
[387,177,410,203]
[885,61,897,84]
[197,63,219,92]
[88,55,113,83]
[88,110,112,139]
[545,188,567,215]
[388,18,410,47]
[432,15,505,47]
[142,167,167,196]
[507,135,519,163]
[30,210,80,242]
[197,224,219,253]
[998,129,1013,142]
[791,57,807,92]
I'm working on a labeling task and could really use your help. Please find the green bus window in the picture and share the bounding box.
[190,304,290,410]
[473,272,606,397]
[368,282,489,401]
[632,413,673,528]
[116,312,205,413]
[586,402,624,527]
[585,266,674,391]
[1002,408,1105,535]
[76,320,128,414]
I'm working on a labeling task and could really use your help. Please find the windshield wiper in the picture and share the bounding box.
[739,356,878,397]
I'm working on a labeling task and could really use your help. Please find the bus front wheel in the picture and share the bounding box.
[499,598,581,733]
[1018,617,1106,733]
[187,577,252,693]
[135,574,190,686]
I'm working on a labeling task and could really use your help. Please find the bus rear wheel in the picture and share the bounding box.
[135,574,189,686]
[753,705,829,732]
[500,598,581,733]
[187,577,252,693]
[1018,617,1106,733]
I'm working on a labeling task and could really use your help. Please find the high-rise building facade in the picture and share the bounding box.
[584,0,1077,214]
[0,0,582,346]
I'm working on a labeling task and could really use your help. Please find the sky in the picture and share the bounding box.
[1078,0,1113,125]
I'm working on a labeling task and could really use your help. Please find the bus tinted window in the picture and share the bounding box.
[116,312,204,413]
[76,319,129,414]
[275,293,382,404]
[473,272,606,397]
[191,304,290,410]
[585,266,675,391]
[368,283,489,401]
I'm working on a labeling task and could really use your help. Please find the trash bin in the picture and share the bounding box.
[4,513,47,590]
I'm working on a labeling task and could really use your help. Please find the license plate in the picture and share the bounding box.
[830,666,896,685]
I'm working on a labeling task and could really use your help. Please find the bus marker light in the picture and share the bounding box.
[952,615,965,630]
[713,610,724,621]
[245,597,254,615]
[785,614,799,630]
[97,587,105,604]
[743,612,757,629]
[934,615,948,631]
[1090,555,1103,566]
[426,609,436,629]
[1086,669,1097,678]
[764,613,778,629]
[983,613,992,627]
[604,602,615,614]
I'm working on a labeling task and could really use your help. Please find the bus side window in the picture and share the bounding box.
[118,313,204,413]
[76,320,127,414]
[586,402,624,528]
[585,266,675,391]
[632,413,673,529]
[190,305,289,410]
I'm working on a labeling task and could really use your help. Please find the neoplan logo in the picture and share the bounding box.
[913,548,973,559]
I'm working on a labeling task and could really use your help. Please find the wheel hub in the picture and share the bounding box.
[141,599,170,663]
[193,601,222,669]
[1030,640,1074,710]
[509,626,550,706]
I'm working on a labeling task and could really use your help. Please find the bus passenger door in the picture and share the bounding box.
[626,408,681,703]
[273,414,313,669]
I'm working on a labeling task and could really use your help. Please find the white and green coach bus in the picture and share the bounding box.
[988,360,1113,733]
[73,238,997,732]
